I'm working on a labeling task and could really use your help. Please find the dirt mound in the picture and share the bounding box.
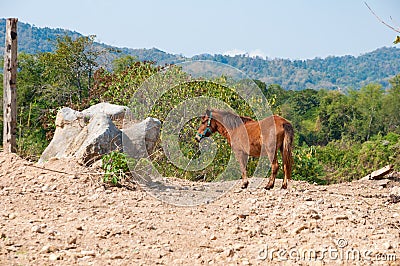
[0,152,399,265]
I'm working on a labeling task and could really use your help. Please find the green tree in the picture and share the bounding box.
[349,84,385,141]
[317,91,354,144]
[112,55,138,73]
[41,35,103,106]
[383,74,400,134]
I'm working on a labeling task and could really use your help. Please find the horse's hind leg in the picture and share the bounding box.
[265,157,278,190]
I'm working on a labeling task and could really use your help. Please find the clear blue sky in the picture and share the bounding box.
[1,0,399,59]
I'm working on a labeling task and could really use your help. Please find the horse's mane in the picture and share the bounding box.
[212,109,254,130]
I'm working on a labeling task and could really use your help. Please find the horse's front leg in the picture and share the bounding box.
[235,150,249,189]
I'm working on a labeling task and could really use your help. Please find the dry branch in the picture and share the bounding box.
[364,2,400,33]
[361,165,394,180]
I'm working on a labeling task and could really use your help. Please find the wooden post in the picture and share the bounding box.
[3,18,18,153]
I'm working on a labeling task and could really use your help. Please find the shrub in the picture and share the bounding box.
[315,133,400,183]
[292,145,326,184]
[101,151,131,185]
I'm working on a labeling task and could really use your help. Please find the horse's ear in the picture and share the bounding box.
[206,109,211,117]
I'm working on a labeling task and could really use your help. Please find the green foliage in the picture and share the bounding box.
[112,55,138,72]
[317,91,354,144]
[383,74,400,134]
[41,35,103,107]
[90,61,162,106]
[292,146,326,184]
[315,133,400,183]
[101,151,130,185]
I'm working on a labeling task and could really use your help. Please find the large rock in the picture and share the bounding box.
[72,113,122,165]
[39,107,87,163]
[81,102,129,120]
[122,117,161,159]
[39,103,160,165]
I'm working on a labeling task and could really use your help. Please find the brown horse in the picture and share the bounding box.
[195,109,294,189]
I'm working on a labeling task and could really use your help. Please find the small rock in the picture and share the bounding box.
[4,238,14,246]
[310,213,322,219]
[8,213,16,220]
[238,214,248,219]
[40,245,57,253]
[88,193,99,201]
[48,230,59,237]
[248,198,257,204]
[233,244,244,251]
[304,201,315,206]
[210,234,217,240]
[49,253,60,261]
[224,248,234,257]
[147,225,157,230]
[377,179,390,188]
[6,246,18,252]
[383,242,393,250]
[163,244,173,252]
[80,250,96,257]
[307,209,318,215]
[242,258,250,265]
[193,253,201,259]
[335,215,349,221]
[67,236,77,245]
[293,224,308,235]
[31,225,43,233]
[391,186,400,195]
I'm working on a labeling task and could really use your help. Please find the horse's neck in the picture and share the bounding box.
[215,123,232,144]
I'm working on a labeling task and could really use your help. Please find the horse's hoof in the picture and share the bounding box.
[281,185,287,189]
[241,181,249,189]
[264,184,274,190]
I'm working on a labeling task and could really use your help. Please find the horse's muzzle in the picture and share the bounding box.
[194,134,202,142]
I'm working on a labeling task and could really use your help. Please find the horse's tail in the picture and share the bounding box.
[283,122,294,180]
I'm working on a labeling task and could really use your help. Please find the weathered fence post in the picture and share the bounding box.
[3,18,18,153]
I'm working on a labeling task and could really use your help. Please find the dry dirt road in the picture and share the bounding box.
[0,152,399,265]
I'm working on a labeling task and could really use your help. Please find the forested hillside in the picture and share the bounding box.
[1,18,399,91]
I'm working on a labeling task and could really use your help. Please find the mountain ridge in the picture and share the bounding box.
[1,18,399,90]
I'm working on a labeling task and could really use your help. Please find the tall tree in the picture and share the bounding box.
[41,35,102,106]
[318,91,354,144]
[383,74,400,133]
[351,84,385,141]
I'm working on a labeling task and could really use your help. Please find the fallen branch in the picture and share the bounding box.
[361,165,394,181]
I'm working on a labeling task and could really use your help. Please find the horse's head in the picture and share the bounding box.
[195,109,217,142]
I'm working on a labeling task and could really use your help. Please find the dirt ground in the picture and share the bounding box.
[0,151,399,265]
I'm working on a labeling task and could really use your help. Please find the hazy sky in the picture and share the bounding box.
[1,0,399,59]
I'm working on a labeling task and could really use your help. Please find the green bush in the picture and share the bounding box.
[315,133,400,183]
[102,151,131,185]
[292,145,326,184]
